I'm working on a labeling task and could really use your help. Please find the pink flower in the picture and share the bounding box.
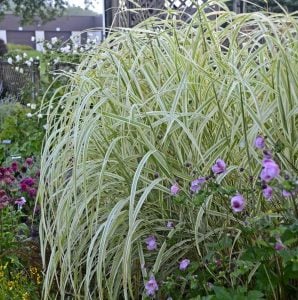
[4,177,13,185]
[212,159,226,175]
[190,177,206,193]
[231,194,245,212]
[263,186,273,200]
[145,235,157,251]
[25,157,33,166]
[145,275,158,297]
[0,194,10,209]
[170,183,180,195]
[260,159,280,182]
[179,258,190,271]
[11,161,19,172]
[255,136,265,149]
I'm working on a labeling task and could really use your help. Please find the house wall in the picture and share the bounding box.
[0,14,103,48]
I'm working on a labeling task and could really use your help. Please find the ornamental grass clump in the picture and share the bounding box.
[39,1,298,298]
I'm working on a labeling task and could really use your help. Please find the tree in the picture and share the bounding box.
[0,0,67,24]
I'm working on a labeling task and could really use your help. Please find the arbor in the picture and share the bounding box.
[0,0,67,24]
[229,0,298,13]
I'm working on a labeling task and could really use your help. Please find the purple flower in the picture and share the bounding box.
[15,196,26,210]
[145,235,157,251]
[260,159,280,182]
[145,275,158,297]
[212,159,226,175]
[255,136,265,149]
[190,177,206,193]
[20,183,28,192]
[20,177,35,187]
[282,190,293,197]
[28,188,37,198]
[179,258,190,271]
[274,239,285,251]
[166,221,174,229]
[263,186,273,200]
[231,194,245,212]
[263,150,272,159]
[170,183,180,195]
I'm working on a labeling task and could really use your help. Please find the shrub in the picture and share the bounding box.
[0,104,45,163]
[39,1,298,298]
[7,43,34,52]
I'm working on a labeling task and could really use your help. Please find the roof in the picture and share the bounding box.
[0,14,103,31]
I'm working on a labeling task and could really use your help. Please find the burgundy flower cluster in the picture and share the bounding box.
[0,157,39,212]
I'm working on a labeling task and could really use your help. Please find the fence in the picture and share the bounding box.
[104,0,220,28]
[0,59,40,103]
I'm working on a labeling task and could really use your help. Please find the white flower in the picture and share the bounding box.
[16,196,26,210]
[46,43,52,49]
[15,55,21,62]
[31,103,36,110]
[37,113,43,118]
[61,45,71,53]
[31,36,35,42]
[23,52,27,58]
[19,68,24,74]
[29,57,34,62]
[43,124,48,130]
[53,58,60,64]
[7,57,13,64]
[35,56,40,60]
[25,60,32,67]
[26,113,32,118]
[27,103,31,107]
[15,66,19,72]
[51,37,58,44]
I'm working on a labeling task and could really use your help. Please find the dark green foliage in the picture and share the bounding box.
[0,104,45,162]
[0,0,67,24]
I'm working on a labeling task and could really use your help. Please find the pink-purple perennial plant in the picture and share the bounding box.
[263,186,273,200]
[212,159,226,175]
[255,136,265,149]
[145,235,157,251]
[170,183,180,195]
[145,275,158,297]
[190,177,206,193]
[179,258,190,271]
[231,194,245,212]
[260,159,280,182]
